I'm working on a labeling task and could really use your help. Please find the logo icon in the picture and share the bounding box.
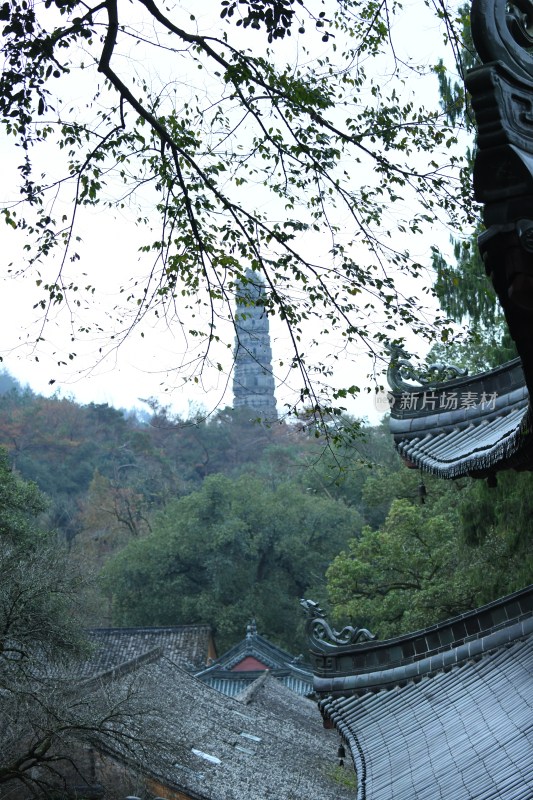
[374,391,395,412]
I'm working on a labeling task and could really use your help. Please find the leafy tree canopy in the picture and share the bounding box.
[102,472,362,650]
[459,470,533,593]
[1,0,468,423]
[326,465,533,638]
[327,495,478,638]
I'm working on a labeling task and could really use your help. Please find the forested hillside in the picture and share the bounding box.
[1,371,531,652]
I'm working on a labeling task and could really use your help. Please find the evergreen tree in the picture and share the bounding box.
[102,473,362,651]
[326,465,532,638]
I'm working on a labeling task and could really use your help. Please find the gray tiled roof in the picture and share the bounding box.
[311,586,533,693]
[313,588,533,800]
[75,624,214,677]
[100,658,356,800]
[235,670,321,723]
[389,358,533,478]
[320,634,533,800]
[197,629,307,671]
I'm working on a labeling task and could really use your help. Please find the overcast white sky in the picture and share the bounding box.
[0,0,464,424]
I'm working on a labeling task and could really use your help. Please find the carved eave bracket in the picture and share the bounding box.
[467,0,533,218]
[300,598,376,655]
[468,0,533,392]
[466,63,533,223]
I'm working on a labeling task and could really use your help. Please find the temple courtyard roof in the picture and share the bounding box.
[305,587,533,800]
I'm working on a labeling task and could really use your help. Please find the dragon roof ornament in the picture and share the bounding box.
[300,599,376,653]
[471,0,533,82]
[387,346,468,394]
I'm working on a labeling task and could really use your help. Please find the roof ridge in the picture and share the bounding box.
[315,617,533,697]
[236,669,271,704]
[80,645,164,688]
[87,624,212,634]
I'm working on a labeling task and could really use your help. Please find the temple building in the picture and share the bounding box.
[195,619,313,697]
[233,269,277,419]
[384,0,533,480]
[384,0,533,482]
[42,624,346,800]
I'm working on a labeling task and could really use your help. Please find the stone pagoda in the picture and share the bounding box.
[233,269,277,419]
